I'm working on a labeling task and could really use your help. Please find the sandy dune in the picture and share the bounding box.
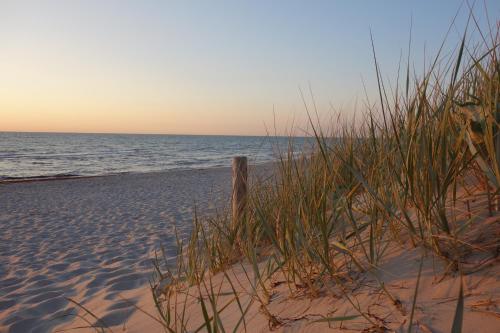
[156,184,500,333]
[0,165,269,333]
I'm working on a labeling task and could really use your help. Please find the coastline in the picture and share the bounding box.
[0,160,276,185]
[3,2,499,332]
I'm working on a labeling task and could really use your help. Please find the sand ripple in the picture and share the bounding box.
[0,167,240,332]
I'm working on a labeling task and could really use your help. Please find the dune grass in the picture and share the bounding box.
[151,13,499,333]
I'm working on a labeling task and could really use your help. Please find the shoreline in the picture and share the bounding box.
[0,160,276,185]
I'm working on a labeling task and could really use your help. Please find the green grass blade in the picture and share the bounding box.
[451,279,464,333]
[311,314,359,323]
[407,255,424,333]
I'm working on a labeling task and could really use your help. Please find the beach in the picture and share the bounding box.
[2,2,499,332]
[0,165,270,332]
[2,160,500,333]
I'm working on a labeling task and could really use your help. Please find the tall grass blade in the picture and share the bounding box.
[451,278,464,333]
[407,255,424,333]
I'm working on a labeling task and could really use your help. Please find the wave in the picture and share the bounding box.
[0,173,85,183]
[0,133,308,179]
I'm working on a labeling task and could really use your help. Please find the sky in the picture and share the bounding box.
[0,1,499,136]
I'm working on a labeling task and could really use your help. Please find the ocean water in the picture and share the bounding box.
[0,132,305,179]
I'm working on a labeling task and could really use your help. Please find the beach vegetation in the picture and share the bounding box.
[150,11,499,332]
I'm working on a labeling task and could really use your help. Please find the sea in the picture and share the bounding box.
[0,132,307,180]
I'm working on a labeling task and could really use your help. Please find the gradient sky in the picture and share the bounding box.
[1,1,499,135]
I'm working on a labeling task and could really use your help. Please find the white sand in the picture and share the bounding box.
[0,165,271,333]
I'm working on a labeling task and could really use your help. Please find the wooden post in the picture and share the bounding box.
[232,156,248,230]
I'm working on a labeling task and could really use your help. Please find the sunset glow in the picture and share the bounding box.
[1,1,498,135]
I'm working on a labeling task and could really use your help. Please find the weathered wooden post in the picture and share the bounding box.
[232,156,248,231]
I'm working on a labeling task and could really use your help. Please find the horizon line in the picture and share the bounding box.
[0,130,308,138]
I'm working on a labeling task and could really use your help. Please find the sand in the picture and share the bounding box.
[152,179,500,333]
[2,165,499,333]
[0,165,271,333]
[159,238,500,332]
